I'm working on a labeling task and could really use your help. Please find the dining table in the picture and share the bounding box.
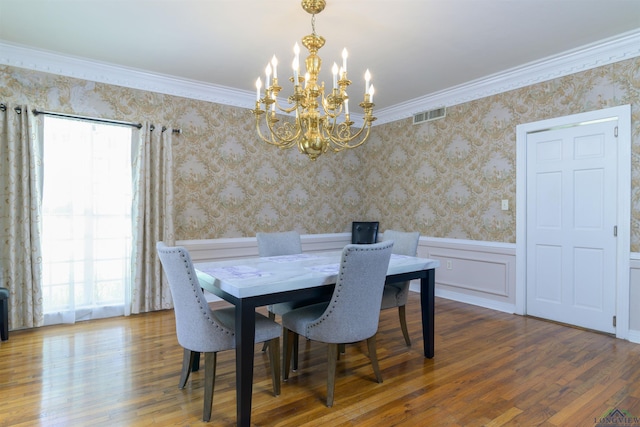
[195,250,440,427]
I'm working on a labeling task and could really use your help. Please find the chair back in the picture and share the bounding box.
[306,241,393,343]
[351,221,379,244]
[382,230,420,257]
[380,230,420,310]
[156,242,235,353]
[257,231,302,256]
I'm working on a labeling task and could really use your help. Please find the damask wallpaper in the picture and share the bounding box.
[1,57,639,248]
[365,59,640,247]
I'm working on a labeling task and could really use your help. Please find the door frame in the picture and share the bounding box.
[515,105,631,339]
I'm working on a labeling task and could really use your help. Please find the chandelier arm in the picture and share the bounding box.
[255,116,285,146]
[320,94,344,119]
[267,109,305,146]
[270,96,303,115]
[255,113,300,148]
[327,122,372,152]
[252,108,275,145]
[276,102,301,115]
[320,103,362,143]
[273,105,307,145]
[319,111,340,141]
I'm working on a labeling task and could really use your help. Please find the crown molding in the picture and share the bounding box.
[0,41,256,109]
[374,29,640,125]
[2,29,639,126]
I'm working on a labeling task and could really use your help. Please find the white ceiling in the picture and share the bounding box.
[1,0,640,118]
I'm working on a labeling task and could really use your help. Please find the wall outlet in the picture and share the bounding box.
[501,199,509,211]
[446,260,452,270]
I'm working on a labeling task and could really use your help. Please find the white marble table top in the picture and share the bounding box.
[195,250,440,299]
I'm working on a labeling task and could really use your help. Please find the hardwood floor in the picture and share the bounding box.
[2,294,640,426]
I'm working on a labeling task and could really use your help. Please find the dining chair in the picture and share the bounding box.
[257,230,302,258]
[381,230,420,346]
[256,231,328,369]
[281,241,394,407]
[257,231,305,322]
[156,242,281,422]
[351,221,379,244]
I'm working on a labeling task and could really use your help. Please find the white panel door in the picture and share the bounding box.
[526,120,617,333]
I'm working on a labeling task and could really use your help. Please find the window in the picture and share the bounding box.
[41,117,133,324]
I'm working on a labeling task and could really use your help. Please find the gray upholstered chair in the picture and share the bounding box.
[351,221,379,244]
[256,230,303,259]
[281,241,393,407]
[257,231,320,318]
[0,287,8,341]
[156,242,281,422]
[380,230,420,346]
[256,231,327,368]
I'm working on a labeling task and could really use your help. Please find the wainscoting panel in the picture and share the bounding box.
[178,233,351,263]
[427,250,509,297]
[178,234,518,312]
[418,238,517,313]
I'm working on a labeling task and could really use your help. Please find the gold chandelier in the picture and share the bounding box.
[252,0,376,160]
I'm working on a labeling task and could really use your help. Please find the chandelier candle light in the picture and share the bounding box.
[252,0,376,160]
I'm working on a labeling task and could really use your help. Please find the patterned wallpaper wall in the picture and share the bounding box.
[0,64,368,240]
[363,58,640,248]
[2,57,639,248]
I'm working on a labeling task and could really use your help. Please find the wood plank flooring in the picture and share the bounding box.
[2,294,640,426]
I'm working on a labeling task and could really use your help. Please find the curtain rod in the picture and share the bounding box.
[6,107,181,133]
[31,109,183,133]
[32,109,143,129]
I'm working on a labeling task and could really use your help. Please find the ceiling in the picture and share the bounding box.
[1,0,640,115]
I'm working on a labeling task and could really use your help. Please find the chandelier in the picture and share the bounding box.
[252,0,376,160]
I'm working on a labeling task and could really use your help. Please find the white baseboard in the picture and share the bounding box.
[408,282,516,314]
[433,288,517,314]
[628,330,640,344]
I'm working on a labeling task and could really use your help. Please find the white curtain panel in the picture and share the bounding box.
[40,117,134,325]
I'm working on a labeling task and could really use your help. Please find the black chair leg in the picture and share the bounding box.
[293,333,299,371]
[191,352,200,371]
[0,295,8,341]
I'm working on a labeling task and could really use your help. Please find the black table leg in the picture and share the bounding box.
[420,268,435,358]
[235,300,256,427]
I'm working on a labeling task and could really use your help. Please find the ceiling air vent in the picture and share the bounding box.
[413,107,446,125]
